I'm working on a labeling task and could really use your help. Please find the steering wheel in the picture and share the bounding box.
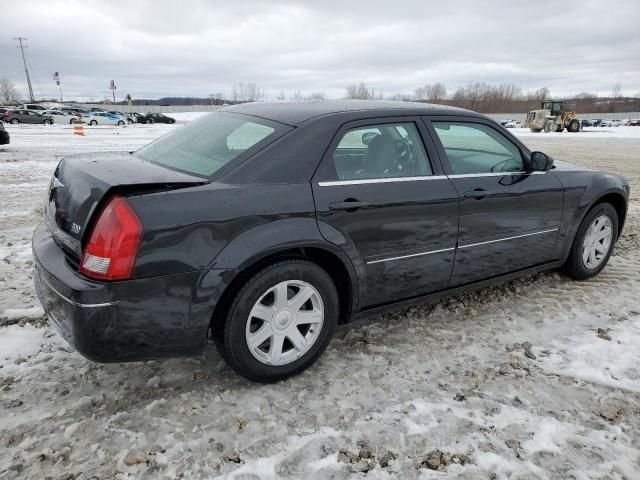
[393,139,414,174]
[490,159,517,173]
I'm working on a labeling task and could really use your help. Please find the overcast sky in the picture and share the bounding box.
[2,0,639,101]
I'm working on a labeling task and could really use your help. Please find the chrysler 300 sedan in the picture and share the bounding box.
[33,101,629,382]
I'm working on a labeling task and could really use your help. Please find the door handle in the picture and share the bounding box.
[463,188,489,199]
[329,199,368,212]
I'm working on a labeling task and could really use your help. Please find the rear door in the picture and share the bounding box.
[312,117,459,308]
[424,116,564,286]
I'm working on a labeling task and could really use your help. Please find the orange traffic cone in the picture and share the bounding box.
[73,120,84,136]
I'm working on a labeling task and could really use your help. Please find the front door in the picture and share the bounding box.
[425,118,564,286]
[312,117,459,308]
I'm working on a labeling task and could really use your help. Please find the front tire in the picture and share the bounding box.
[117,120,125,126]
[564,203,618,280]
[89,120,97,126]
[567,119,580,132]
[43,119,52,125]
[216,259,339,382]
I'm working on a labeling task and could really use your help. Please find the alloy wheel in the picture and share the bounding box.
[245,280,324,366]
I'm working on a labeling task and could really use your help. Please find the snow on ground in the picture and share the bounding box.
[1,122,639,479]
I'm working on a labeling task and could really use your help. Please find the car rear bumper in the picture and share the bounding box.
[0,130,9,145]
[32,222,213,362]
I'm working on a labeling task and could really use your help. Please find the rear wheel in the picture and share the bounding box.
[216,259,339,382]
[10,118,19,124]
[146,118,154,124]
[564,203,618,280]
[117,120,125,126]
[43,119,52,125]
[567,119,580,132]
[89,120,97,126]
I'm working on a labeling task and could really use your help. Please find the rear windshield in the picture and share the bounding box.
[135,112,289,177]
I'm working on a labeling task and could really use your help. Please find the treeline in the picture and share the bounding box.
[348,81,640,113]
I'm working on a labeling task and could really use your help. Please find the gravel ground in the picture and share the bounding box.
[0,124,639,479]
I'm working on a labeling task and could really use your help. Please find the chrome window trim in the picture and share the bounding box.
[366,247,455,265]
[448,171,546,178]
[317,171,546,186]
[458,228,559,249]
[40,274,118,308]
[318,175,448,187]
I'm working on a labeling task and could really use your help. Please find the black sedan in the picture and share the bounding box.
[33,101,629,382]
[139,112,176,124]
[0,121,9,145]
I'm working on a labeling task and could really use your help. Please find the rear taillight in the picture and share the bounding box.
[80,196,142,280]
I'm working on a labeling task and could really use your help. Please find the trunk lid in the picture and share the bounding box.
[45,152,207,260]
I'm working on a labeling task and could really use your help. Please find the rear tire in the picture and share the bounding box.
[43,119,52,125]
[10,119,19,124]
[216,259,339,382]
[544,120,555,133]
[89,120,97,126]
[117,120,125,126]
[563,203,618,280]
[146,118,154,124]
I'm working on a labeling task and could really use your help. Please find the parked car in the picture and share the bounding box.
[89,107,106,112]
[581,119,594,128]
[3,109,53,124]
[22,103,49,111]
[626,119,640,126]
[107,111,135,124]
[128,112,145,123]
[41,110,79,125]
[505,120,522,128]
[139,112,176,124]
[0,107,15,115]
[33,101,629,382]
[60,107,87,115]
[0,121,9,145]
[81,112,127,126]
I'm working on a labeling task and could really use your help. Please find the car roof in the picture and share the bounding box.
[221,100,476,126]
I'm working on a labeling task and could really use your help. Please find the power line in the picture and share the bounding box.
[13,36,34,102]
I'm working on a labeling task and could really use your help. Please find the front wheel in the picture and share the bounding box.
[43,119,52,125]
[564,203,618,280]
[567,119,580,133]
[89,120,97,126]
[216,259,339,382]
[117,120,125,126]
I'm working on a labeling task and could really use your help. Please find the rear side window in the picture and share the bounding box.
[432,122,524,174]
[331,122,432,181]
[135,112,288,178]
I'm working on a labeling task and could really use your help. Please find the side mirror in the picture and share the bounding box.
[530,151,553,171]
[362,132,379,145]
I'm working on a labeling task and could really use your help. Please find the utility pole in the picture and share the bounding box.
[14,36,35,103]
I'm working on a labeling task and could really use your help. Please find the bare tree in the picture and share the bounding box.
[345,82,376,100]
[276,90,286,101]
[291,90,303,102]
[305,91,326,101]
[0,78,20,104]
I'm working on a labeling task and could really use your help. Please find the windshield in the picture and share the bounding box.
[135,112,288,177]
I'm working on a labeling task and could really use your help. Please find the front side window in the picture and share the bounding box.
[331,122,432,181]
[135,112,285,177]
[432,122,524,174]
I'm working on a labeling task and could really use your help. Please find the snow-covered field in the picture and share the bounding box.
[1,122,639,479]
